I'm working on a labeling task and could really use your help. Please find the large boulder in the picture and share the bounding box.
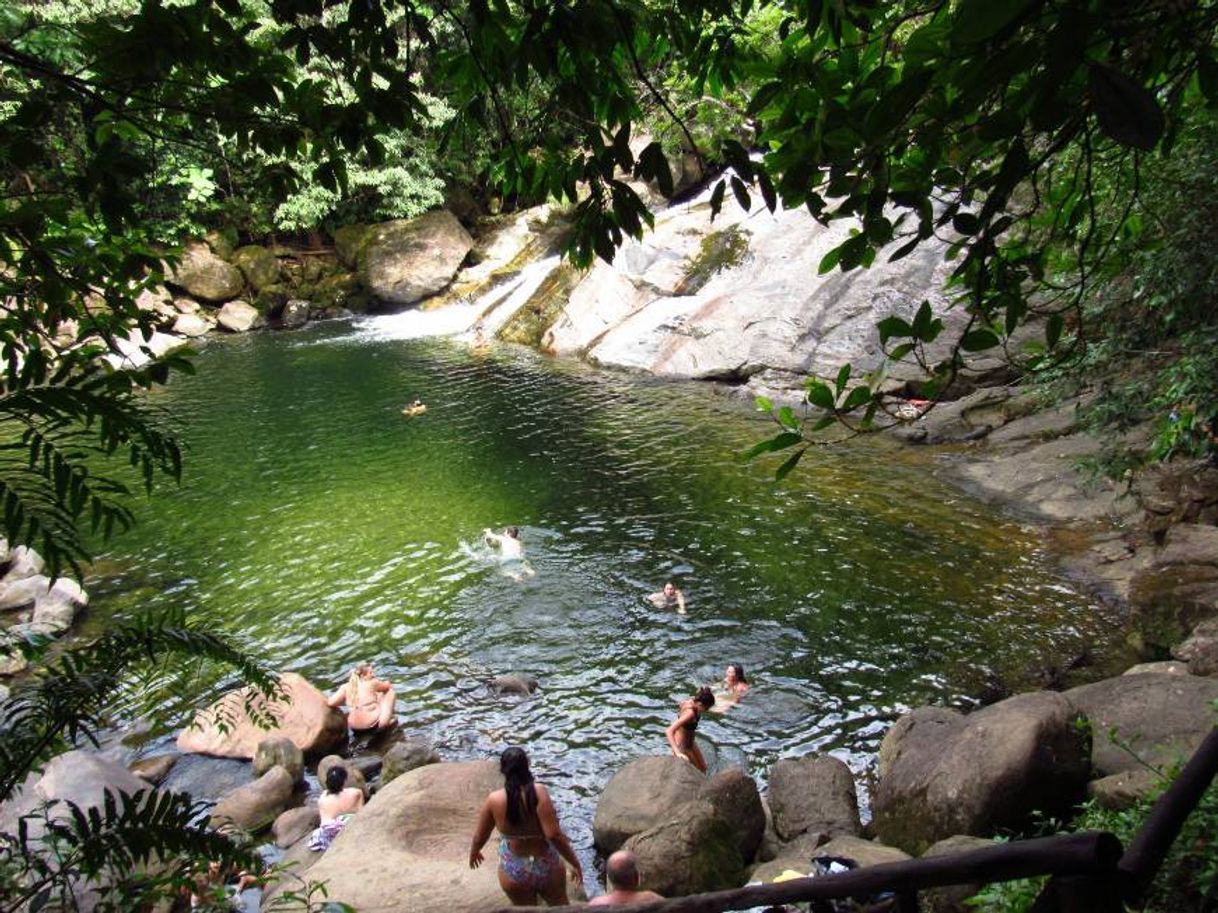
[173,312,212,337]
[253,736,304,783]
[176,672,347,759]
[267,760,513,913]
[209,765,296,833]
[702,767,766,864]
[216,300,263,333]
[169,241,245,303]
[872,693,1090,854]
[381,739,442,784]
[232,246,281,291]
[817,835,911,868]
[767,754,861,842]
[279,299,310,329]
[489,674,538,695]
[623,800,745,897]
[1064,673,1218,776]
[920,835,994,913]
[593,755,705,853]
[1086,769,1162,811]
[359,211,473,308]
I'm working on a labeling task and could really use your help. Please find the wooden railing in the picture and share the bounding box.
[508,726,1218,913]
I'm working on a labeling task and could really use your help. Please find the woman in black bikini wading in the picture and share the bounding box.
[468,747,583,906]
[666,687,715,772]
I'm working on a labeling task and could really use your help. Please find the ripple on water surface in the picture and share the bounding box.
[90,323,1126,873]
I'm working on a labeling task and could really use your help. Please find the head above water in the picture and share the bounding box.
[606,850,643,890]
[324,764,348,794]
[693,686,715,709]
[726,663,747,684]
[663,582,677,596]
[505,526,520,539]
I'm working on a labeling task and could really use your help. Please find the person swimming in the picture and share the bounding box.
[484,526,536,580]
[710,663,750,712]
[666,687,715,772]
[403,397,427,416]
[647,581,686,614]
[326,662,397,731]
[468,747,583,906]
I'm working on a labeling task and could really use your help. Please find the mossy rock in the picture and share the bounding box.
[313,272,360,308]
[302,256,336,283]
[332,224,371,268]
[253,284,290,317]
[496,264,581,349]
[676,226,752,295]
[205,227,238,261]
[232,245,281,291]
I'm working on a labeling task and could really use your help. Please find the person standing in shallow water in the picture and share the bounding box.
[468,747,583,906]
[666,687,715,772]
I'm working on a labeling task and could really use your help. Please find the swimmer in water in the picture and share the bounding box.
[647,581,686,614]
[484,526,536,580]
[473,321,490,352]
[710,663,750,712]
[403,397,427,417]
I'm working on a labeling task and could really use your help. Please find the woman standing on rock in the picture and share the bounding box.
[666,687,715,772]
[468,746,583,906]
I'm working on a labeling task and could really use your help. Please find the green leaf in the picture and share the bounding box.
[730,176,752,212]
[818,245,842,275]
[807,380,836,410]
[911,300,934,340]
[961,328,1001,352]
[777,405,798,430]
[878,316,913,343]
[888,342,916,360]
[1088,63,1165,151]
[741,431,803,460]
[842,385,872,411]
[774,447,806,481]
[834,363,851,396]
[952,0,1034,45]
[709,180,727,220]
[754,395,774,413]
[952,213,981,235]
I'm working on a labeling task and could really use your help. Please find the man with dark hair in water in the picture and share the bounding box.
[590,850,664,906]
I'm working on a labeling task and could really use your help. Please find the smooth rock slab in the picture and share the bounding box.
[176,672,347,759]
[217,300,263,333]
[209,765,296,833]
[1065,673,1218,776]
[273,805,320,848]
[129,754,179,785]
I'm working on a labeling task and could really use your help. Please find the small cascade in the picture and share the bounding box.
[350,253,564,343]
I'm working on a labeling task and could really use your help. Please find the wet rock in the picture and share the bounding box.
[253,736,304,783]
[273,805,319,848]
[347,754,384,779]
[4,545,45,581]
[359,211,473,308]
[1128,524,1218,650]
[921,835,995,913]
[381,739,441,784]
[1086,769,1162,811]
[318,755,367,797]
[489,673,538,695]
[872,693,1089,854]
[169,241,244,303]
[757,797,781,863]
[232,246,281,291]
[129,754,179,785]
[702,767,766,864]
[159,753,251,803]
[767,754,861,842]
[1174,617,1218,676]
[209,765,296,833]
[279,299,310,329]
[216,300,263,333]
[749,830,829,881]
[593,755,705,853]
[1065,673,1218,776]
[176,672,347,759]
[267,760,511,912]
[623,800,745,896]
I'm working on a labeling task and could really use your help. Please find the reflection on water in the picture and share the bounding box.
[88,320,1125,871]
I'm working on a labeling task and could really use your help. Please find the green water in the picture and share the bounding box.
[88,319,1124,861]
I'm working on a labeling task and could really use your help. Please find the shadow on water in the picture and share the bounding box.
[87,321,1129,873]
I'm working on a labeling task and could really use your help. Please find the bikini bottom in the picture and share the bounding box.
[498,837,561,891]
